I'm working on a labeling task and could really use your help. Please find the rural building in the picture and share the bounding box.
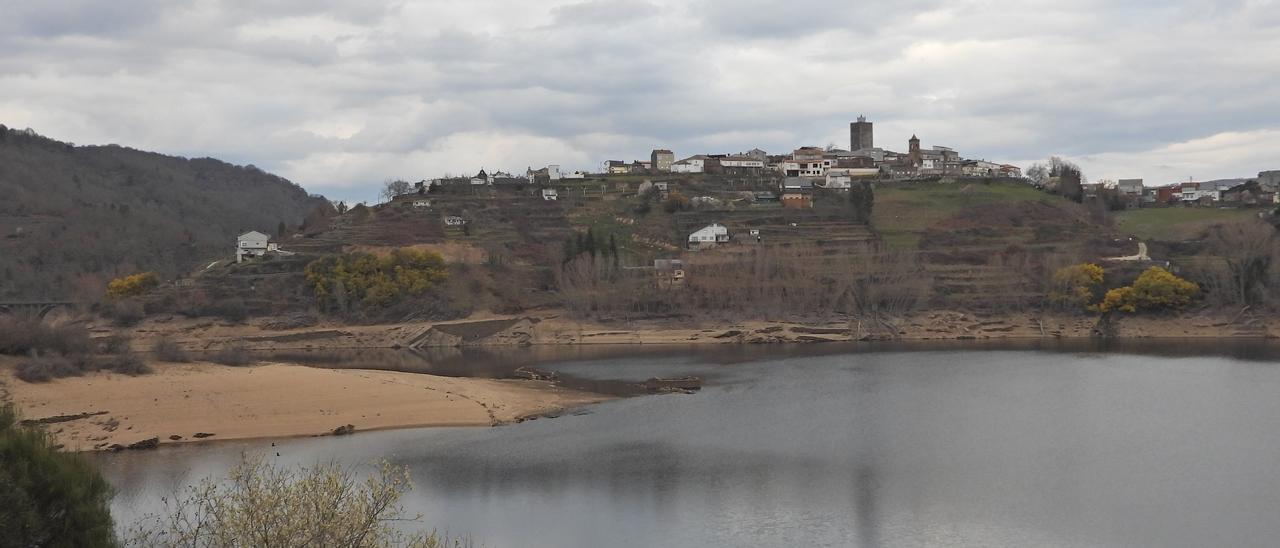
[1117,179,1144,206]
[651,149,674,172]
[826,168,879,188]
[235,231,276,263]
[672,156,707,173]
[688,223,730,248]
[604,160,629,174]
[781,193,813,209]
[541,188,559,201]
[781,177,815,191]
[411,198,431,208]
[444,216,467,226]
[654,258,685,288]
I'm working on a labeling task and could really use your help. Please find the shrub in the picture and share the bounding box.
[152,337,190,362]
[100,332,132,354]
[126,454,461,547]
[103,298,146,326]
[96,353,151,376]
[662,191,689,213]
[305,249,448,312]
[1096,266,1199,313]
[15,357,85,383]
[0,404,116,546]
[1049,263,1105,309]
[106,271,159,299]
[0,317,92,356]
[210,343,255,366]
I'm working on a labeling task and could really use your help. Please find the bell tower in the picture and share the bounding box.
[908,134,921,166]
[850,115,873,151]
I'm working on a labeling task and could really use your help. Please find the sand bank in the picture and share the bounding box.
[2,361,609,452]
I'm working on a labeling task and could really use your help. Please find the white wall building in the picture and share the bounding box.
[719,156,765,169]
[236,231,274,263]
[688,223,730,248]
[672,156,706,173]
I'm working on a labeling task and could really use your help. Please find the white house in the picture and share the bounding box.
[411,198,432,208]
[541,188,559,201]
[719,156,765,169]
[236,231,275,263]
[779,160,826,177]
[688,223,730,248]
[671,156,707,173]
[444,216,468,226]
[563,170,586,179]
[825,168,879,188]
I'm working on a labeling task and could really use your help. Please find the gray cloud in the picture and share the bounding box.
[0,0,1277,202]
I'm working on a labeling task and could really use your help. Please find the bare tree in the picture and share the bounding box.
[1208,220,1276,307]
[126,454,465,547]
[379,179,412,203]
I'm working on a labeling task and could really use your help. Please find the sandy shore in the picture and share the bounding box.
[2,360,609,452]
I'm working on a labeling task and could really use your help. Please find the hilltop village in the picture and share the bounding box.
[176,116,1278,349]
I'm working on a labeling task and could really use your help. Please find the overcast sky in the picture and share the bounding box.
[2,0,1278,202]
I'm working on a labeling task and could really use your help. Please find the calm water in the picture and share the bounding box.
[99,342,1280,547]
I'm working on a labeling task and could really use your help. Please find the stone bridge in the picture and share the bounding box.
[0,301,78,319]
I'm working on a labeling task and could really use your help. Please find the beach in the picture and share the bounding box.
[2,360,609,452]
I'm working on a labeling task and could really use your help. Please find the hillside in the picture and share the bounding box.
[0,126,330,299]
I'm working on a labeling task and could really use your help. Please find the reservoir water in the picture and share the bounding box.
[99,342,1280,547]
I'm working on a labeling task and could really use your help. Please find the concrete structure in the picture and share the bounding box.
[651,149,674,172]
[444,216,467,226]
[850,115,873,151]
[541,188,558,201]
[236,231,274,263]
[688,223,730,248]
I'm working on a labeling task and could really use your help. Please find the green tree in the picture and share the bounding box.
[0,404,116,547]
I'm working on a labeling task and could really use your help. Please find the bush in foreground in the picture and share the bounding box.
[0,403,116,547]
[126,455,468,547]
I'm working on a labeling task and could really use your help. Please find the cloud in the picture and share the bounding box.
[0,0,1277,201]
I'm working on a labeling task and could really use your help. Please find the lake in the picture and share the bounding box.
[98,341,1280,547]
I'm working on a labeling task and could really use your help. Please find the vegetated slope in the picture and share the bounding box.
[0,125,329,299]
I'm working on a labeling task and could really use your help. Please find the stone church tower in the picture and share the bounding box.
[907,134,921,166]
[850,115,873,151]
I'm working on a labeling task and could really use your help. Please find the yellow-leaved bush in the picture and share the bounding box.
[304,249,447,311]
[1049,263,1104,309]
[106,272,159,299]
[1094,266,1198,313]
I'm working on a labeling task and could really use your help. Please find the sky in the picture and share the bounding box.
[2,0,1278,203]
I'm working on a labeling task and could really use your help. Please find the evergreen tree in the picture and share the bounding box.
[0,404,116,547]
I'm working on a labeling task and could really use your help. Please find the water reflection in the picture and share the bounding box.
[101,344,1280,547]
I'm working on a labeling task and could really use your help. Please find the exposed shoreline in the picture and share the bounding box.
[125,309,1277,353]
[1,360,610,452]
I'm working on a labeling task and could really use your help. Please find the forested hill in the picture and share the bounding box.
[0,125,330,300]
